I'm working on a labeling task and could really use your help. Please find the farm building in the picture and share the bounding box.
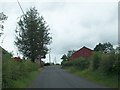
[70,46,93,60]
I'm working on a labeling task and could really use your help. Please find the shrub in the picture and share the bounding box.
[73,57,90,70]
[61,61,73,67]
[98,53,117,75]
[90,52,101,70]
[44,63,50,66]
[2,53,39,88]
[62,52,119,76]
[109,53,119,75]
[61,57,90,70]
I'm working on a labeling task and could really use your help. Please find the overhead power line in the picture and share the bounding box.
[17,0,25,15]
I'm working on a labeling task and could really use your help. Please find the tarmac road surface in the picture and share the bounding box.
[29,65,108,88]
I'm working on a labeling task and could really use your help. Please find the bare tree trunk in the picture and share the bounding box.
[31,55,35,63]
[39,56,42,67]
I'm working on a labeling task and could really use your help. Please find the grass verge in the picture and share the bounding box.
[12,69,41,88]
[64,66,118,88]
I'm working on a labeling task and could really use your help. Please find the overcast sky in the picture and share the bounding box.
[0,0,118,63]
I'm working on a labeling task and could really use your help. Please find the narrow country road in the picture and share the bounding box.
[29,65,107,88]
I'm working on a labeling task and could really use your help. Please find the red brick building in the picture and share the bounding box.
[70,46,93,60]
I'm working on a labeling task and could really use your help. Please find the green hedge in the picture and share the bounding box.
[90,52,101,70]
[62,57,90,70]
[61,52,119,75]
[2,53,39,88]
[98,53,119,75]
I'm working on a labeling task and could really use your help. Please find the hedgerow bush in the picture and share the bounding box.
[99,54,113,75]
[73,57,90,70]
[115,53,120,74]
[61,52,119,75]
[90,52,101,70]
[2,53,39,88]
[98,53,119,75]
[62,57,90,70]
[61,61,73,67]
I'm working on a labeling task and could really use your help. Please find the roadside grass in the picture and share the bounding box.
[2,52,42,88]
[13,70,41,88]
[64,66,118,88]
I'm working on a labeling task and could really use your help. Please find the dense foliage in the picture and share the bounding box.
[61,50,75,62]
[94,42,114,53]
[62,57,90,70]
[61,43,119,88]
[0,12,8,37]
[15,7,52,62]
[2,52,39,88]
[61,52,119,75]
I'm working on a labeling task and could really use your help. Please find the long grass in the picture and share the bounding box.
[62,52,119,88]
[12,70,40,88]
[2,52,41,88]
[66,66,118,88]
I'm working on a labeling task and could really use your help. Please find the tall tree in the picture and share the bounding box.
[103,42,114,53]
[15,7,52,63]
[115,46,120,54]
[94,43,105,52]
[94,42,114,53]
[61,50,75,62]
[61,54,67,61]
[0,12,8,37]
[66,50,75,60]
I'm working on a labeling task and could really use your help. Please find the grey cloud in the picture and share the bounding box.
[0,2,118,63]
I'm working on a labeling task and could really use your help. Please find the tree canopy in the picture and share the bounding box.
[0,12,8,37]
[61,54,67,61]
[61,50,75,63]
[15,7,52,62]
[94,42,114,53]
